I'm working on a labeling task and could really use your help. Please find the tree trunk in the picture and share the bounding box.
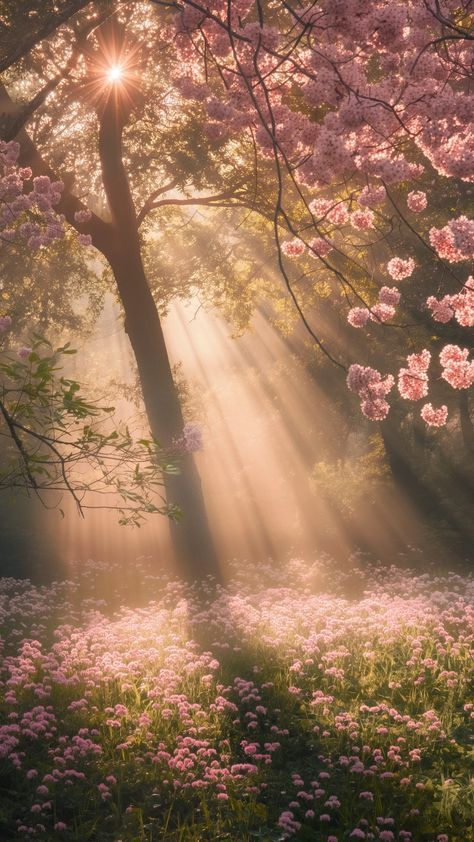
[109,248,220,581]
[381,418,473,551]
[96,92,220,582]
[459,391,474,455]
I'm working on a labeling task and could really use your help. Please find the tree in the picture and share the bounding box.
[1,0,473,574]
[0,140,179,528]
[1,12,236,579]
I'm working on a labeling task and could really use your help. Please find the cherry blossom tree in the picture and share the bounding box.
[156,0,473,429]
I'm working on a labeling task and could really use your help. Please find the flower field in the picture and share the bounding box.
[0,558,472,841]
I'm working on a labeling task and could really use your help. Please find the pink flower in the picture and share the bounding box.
[281,238,305,257]
[420,403,448,427]
[243,744,257,755]
[18,346,32,359]
[387,257,415,280]
[0,315,12,332]
[308,236,332,257]
[74,208,92,224]
[429,216,474,262]
[78,233,92,246]
[407,350,431,373]
[358,186,386,207]
[347,364,394,420]
[54,823,67,831]
[450,278,474,327]
[440,344,474,389]
[309,197,333,217]
[398,369,428,400]
[407,191,427,212]
[36,785,49,796]
[32,175,51,194]
[370,303,396,323]
[398,351,430,400]
[379,286,400,307]
[426,295,453,323]
[347,307,370,328]
[183,422,203,452]
[350,209,375,229]
[327,203,349,224]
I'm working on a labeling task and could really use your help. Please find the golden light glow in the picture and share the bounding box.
[47,293,440,579]
[107,65,123,83]
[80,25,144,114]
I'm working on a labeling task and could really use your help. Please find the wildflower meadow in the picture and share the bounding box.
[0,558,472,841]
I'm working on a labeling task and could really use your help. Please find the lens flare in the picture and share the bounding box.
[107,65,123,82]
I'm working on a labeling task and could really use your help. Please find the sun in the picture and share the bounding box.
[107,65,123,83]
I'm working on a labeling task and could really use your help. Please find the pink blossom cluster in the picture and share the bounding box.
[183,422,203,452]
[427,279,474,327]
[350,209,375,230]
[308,197,349,226]
[429,216,474,262]
[439,345,474,390]
[169,0,474,196]
[74,209,92,224]
[308,236,332,258]
[358,186,386,208]
[173,422,203,453]
[420,403,448,428]
[426,296,453,324]
[281,237,305,257]
[347,307,370,328]
[164,0,474,432]
[347,287,400,328]
[358,154,424,185]
[406,191,427,213]
[326,203,349,225]
[0,141,65,251]
[387,257,415,281]
[346,364,394,419]
[379,286,401,307]
[369,302,396,324]
[397,351,430,400]
[308,197,334,218]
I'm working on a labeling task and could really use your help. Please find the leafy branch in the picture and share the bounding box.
[0,335,180,526]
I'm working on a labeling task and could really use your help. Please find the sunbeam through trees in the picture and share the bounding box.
[0,1,473,840]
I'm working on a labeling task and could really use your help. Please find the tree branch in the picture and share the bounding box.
[0,0,93,73]
[0,83,115,256]
[137,187,249,225]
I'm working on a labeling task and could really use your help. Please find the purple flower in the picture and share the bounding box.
[18,346,32,359]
